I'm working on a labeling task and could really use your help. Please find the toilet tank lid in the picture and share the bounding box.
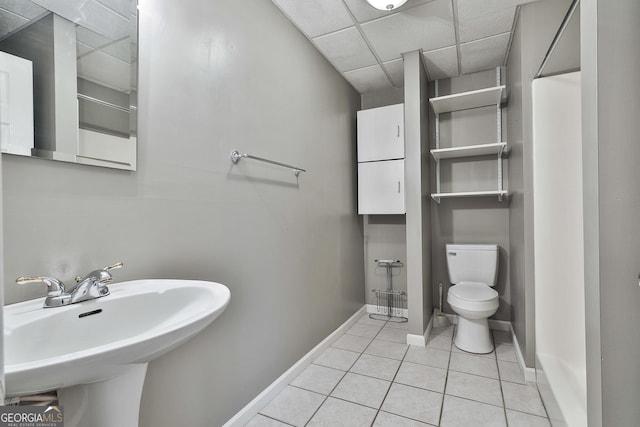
[446,244,498,251]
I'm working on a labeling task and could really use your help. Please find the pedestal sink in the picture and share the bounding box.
[4,279,231,427]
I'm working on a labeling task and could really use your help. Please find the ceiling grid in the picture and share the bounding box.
[273,0,541,93]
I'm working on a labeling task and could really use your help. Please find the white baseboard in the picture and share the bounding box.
[222,306,366,427]
[488,319,511,332]
[406,311,432,346]
[509,324,536,383]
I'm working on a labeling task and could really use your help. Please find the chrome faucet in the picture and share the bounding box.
[17,262,123,308]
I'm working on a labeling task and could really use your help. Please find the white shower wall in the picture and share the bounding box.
[532,71,586,427]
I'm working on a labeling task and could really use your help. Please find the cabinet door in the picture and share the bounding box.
[357,103,404,162]
[358,160,405,215]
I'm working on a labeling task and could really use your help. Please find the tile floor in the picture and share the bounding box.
[246,314,551,427]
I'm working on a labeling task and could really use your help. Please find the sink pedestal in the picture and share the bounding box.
[57,363,147,427]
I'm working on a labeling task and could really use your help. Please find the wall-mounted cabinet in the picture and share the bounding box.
[358,159,405,214]
[429,68,508,203]
[357,103,405,215]
[357,103,404,162]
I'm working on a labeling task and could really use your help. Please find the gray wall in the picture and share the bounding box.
[430,69,510,321]
[583,0,640,425]
[2,0,364,425]
[404,51,432,336]
[505,0,573,366]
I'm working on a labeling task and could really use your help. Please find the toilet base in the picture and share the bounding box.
[454,316,493,354]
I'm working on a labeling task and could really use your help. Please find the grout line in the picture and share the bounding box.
[493,332,510,427]
[257,413,297,427]
[534,381,552,421]
[437,325,454,425]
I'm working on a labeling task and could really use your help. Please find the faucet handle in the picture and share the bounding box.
[74,262,123,283]
[16,276,66,296]
[104,261,123,271]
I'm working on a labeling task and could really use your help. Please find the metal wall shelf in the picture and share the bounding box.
[429,85,507,114]
[430,142,507,161]
[430,68,508,203]
[431,190,509,204]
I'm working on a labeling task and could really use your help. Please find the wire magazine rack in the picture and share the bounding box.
[369,259,407,323]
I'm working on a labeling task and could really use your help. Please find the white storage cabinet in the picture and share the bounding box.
[358,159,405,214]
[357,103,404,162]
[357,103,405,215]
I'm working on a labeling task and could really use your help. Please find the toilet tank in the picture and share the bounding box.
[446,244,499,286]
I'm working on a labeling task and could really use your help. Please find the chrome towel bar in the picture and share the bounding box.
[230,150,306,177]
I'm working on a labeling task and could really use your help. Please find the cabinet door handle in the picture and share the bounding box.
[397,125,400,138]
[397,181,401,193]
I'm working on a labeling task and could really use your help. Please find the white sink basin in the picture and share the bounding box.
[4,279,230,427]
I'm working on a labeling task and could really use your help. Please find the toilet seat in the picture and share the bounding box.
[448,282,498,312]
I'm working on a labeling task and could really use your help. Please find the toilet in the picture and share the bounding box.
[446,244,500,354]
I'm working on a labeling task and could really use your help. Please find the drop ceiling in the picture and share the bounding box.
[272,0,541,93]
[0,0,134,92]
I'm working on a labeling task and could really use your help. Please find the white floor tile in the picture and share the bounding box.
[313,347,360,371]
[502,382,547,417]
[373,411,434,426]
[431,325,455,337]
[440,395,506,427]
[377,326,409,343]
[381,383,443,425]
[358,313,388,326]
[244,414,291,426]
[404,346,450,370]
[394,361,447,393]
[346,322,383,338]
[449,352,499,379]
[445,370,503,407]
[384,320,410,330]
[498,359,525,384]
[307,397,377,427]
[350,353,401,381]
[426,333,452,351]
[290,364,345,395]
[331,372,391,409]
[332,333,373,353]
[495,342,517,363]
[365,339,409,360]
[451,343,496,360]
[259,386,325,427]
[506,409,552,427]
[238,318,553,427]
[493,330,513,345]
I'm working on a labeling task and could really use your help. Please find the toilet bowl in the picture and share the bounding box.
[445,244,500,354]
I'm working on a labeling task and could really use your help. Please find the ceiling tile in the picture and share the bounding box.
[32,0,130,39]
[343,64,392,93]
[458,5,516,43]
[383,58,404,87]
[0,12,29,36]
[272,0,353,38]
[77,49,130,91]
[94,0,131,18]
[101,37,131,63]
[0,0,47,19]
[457,0,535,19]
[361,0,456,62]
[423,46,458,80]
[77,26,111,48]
[343,0,432,23]
[460,32,510,75]
[313,27,377,72]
